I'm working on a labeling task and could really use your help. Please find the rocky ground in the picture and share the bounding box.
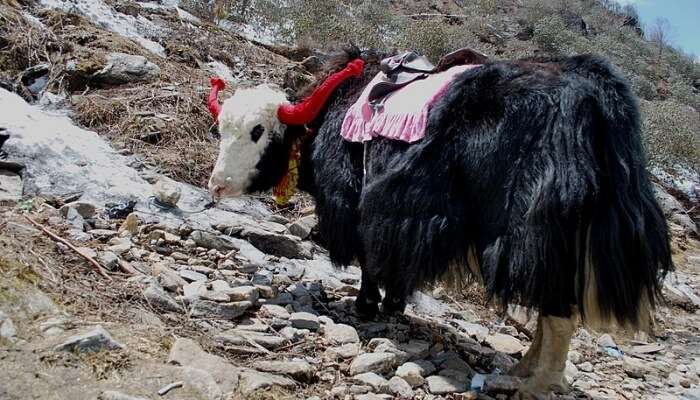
[1,86,700,400]
[1,0,700,398]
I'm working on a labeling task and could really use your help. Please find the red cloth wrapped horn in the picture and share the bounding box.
[277,59,365,126]
[208,77,226,122]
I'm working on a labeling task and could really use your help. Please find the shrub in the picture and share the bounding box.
[641,100,700,171]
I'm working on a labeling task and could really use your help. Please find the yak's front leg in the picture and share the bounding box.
[355,270,381,319]
[512,315,575,395]
[381,286,407,315]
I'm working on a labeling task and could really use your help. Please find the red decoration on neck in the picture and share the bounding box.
[277,58,365,126]
[208,77,226,121]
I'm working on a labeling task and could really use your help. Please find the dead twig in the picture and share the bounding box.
[28,248,58,283]
[24,215,112,280]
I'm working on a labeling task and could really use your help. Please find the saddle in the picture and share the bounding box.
[368,47,489,102]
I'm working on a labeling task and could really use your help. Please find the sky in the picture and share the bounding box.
[617,0,700,58]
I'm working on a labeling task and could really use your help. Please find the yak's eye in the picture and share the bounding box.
[250,124,265,143]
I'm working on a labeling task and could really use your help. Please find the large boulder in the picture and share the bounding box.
[92,53,160,85]
[653,183,698,237]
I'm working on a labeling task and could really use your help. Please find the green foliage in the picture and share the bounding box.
[641,100,700,171]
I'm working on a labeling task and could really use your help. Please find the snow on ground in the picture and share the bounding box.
[652,165,700,203]
[0,88,152,205]
[38,0,166,57]
[203,60,237,83]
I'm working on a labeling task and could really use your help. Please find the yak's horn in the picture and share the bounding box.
[208,77,226,121]
[277,58,365,126]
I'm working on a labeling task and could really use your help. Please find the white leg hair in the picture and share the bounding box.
[511,315,575,395]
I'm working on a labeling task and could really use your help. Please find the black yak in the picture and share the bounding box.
[207,47,673,394]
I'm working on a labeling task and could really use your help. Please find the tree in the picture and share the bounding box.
[647,17,672,64]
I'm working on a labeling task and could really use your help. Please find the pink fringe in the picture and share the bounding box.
[341,65,478,143]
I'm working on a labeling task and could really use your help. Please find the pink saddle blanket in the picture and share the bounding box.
[341,64,479,143]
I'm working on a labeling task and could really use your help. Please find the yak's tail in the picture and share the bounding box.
[574,56,673,331]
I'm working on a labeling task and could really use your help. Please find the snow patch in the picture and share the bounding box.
[140,1,201,24]
[0,88,153,205]
[38,0,166,57]
[652,165,700,203]
[203,61,236,83]
[218,20,281,46]
[21,12,49,30]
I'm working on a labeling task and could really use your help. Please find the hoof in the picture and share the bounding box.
[381,296,406,315]
[516,375,568,399]
[355,295,379,320]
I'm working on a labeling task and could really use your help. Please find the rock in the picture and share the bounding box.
[290,312,320,330]
[97,391,149,400]
[107,237,132,254]
[255,360,315,382]
[60,201,96,219]
[260,304,290,319]
[118,213,139,236]
[279,326,306,342]
[183,281,208,299]
[349,353,398,375]
[401,340,430,360]
[324,323,360,345]
[64,206,85,230]
[426,375,468,394]
[167,338,239,393]
[227,286,259,303]
[190,300,251,319]
[353,372,390,393]
[238,370,296,396]
[325,343,362,360]
[565,360,579,381]
[93,52,160,85]
[597,333,617,348]
[388,376,413,398]
[201,291,230,302]
[483,375,520,394]
[653,184,698,236]
[439,368,471,383]
[395,361,434,387]
[484,333,523,355]
[54,325,124,353]
[179,269,207,282]
[623,356,651,379]
[180,367,223,400]
[190,230,237,252]
[568,350,583,365]
[252,270,273,285]
[368,338,409,364]
[354,394,392,400]
[0,170,22,204]
[663,276,700,310]
[216,330,287,350]
[0,312,16,340]
[144,283,183,313]
[578,361,594,372]
[153,262,187,292]
[288,215,317,239]
[454,320,489,343]
[243,227,312,259]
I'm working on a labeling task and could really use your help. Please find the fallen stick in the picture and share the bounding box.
[24,215,112,280]
[157,381,183,396]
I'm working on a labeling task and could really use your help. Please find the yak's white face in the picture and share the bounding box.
[208,84,288,199]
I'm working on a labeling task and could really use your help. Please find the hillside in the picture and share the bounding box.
[1,0,700,399]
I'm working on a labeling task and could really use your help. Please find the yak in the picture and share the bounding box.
[206,47,673,394]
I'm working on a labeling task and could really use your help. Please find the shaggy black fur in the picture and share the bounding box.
[269,50,673,325]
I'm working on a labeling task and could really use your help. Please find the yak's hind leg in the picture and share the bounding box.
[511,315,575,395]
